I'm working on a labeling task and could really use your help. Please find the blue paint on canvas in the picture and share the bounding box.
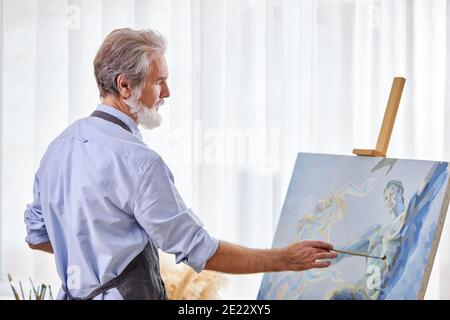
[257,153,449,300]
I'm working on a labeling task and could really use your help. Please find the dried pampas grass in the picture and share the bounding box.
[159,251,227,300]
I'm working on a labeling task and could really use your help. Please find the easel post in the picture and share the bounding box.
[353,77,406,157]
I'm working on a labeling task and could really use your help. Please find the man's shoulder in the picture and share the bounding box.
[126,143,162,168]
[78,117,162,167]
[45,117,161,169]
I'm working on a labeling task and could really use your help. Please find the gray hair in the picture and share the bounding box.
[94,28,167,98]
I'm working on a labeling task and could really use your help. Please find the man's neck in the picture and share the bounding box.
[101,95,138,123]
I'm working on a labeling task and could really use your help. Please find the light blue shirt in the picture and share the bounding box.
[24,104,219,300]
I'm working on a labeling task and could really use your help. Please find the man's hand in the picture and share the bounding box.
[28,241,54,254]
[277,240,337,272]
[205,240,336,274]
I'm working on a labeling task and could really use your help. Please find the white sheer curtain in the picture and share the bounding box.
[1,0,450,299]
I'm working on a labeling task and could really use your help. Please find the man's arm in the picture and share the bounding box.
[28,241,53,254]
[204,240,337,274]
[25,173,52,252]
[132,157,337,274]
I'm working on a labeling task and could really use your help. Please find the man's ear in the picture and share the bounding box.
[116,74,131,99]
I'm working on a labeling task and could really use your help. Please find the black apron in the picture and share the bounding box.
[62,110,168,300]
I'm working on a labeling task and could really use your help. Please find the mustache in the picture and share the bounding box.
[155,100,165,107]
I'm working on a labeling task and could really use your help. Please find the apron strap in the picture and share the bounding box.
[62,275,122,300]
[90,110,132,134]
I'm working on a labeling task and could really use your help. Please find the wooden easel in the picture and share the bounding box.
[351,77,448,300]
[353,77,406,157]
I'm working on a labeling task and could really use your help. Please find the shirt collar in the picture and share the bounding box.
[96,104,143,140]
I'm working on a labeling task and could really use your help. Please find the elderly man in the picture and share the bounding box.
[24,28,337,300]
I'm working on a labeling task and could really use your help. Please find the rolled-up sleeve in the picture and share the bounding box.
[24,173,50,245]
[133,156,219,273]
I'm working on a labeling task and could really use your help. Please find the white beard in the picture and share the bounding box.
[125,91,162,130]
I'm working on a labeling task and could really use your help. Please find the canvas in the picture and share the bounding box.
[257,153,450,300]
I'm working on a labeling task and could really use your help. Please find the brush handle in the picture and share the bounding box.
[333,248,385,260]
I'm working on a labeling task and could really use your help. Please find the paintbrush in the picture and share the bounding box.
[29,278,38,299]
[19,281,25,300]
[49,285,54,300]
[7,274,20,300]
[333,248,386,260]
[37,285,45,300]
[48,285,53,300]
[39,285,47,300]
[36,285,41,300]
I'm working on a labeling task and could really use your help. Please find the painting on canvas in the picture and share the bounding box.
[257,153,450,300]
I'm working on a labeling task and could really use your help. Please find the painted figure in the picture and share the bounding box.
[262,178,377,299]
[328,162,448,299]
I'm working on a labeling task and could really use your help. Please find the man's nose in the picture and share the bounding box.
[161,83,170,98]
